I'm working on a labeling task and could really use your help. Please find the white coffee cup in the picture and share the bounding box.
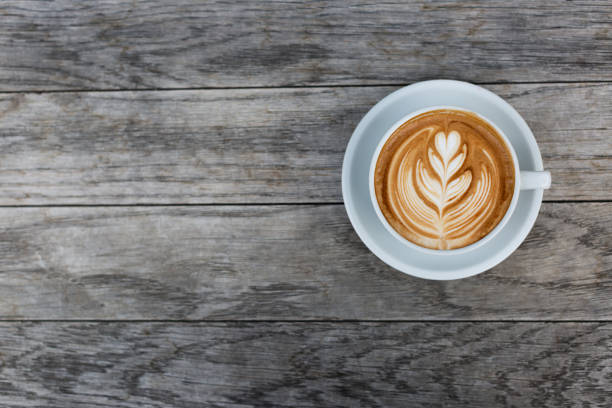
[369,106,551,255]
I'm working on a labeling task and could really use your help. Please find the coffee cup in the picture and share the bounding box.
[369,106,551,255]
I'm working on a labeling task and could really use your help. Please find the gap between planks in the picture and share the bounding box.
[0,200,606,208]
[0,319,610,323]
[1,80,612,95]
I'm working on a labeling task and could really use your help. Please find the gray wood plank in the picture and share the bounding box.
[0,1,610,91]
[0,203,609,320]
[0,322,609,407]
[0,83,609,204]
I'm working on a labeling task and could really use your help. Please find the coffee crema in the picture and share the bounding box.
[374,109,515,250]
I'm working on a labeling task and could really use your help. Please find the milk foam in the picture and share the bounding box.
[374,110,515,250]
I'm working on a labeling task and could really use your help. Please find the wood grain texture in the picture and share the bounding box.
[0,203,608,320]
[0,322,610,407]
[1,2,608,405]
[0,83,609,204]
[0,1,611,90]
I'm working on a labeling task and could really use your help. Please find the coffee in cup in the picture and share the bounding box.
[373,108,516,250]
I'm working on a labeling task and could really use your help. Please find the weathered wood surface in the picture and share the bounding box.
[0,322,609,407]
[0,203,608,320]
[0,1,610,91]
[0,82,609,204]
[0,1,609,406]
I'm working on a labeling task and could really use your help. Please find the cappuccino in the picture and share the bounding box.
[373,109,515,250]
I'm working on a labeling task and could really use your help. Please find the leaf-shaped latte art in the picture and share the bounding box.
[395,131,495,249]
[375,109,515,250]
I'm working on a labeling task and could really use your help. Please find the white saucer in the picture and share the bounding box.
[341,80,545,280]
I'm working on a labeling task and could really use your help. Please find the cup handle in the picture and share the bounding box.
[520,171,551,190]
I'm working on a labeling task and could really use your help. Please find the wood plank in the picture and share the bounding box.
[0,322,609,407]
[0,1,610,91]
[0,83,609,204]
[0,203,609,320]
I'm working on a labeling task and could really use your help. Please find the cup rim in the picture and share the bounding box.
[368,105,521,256]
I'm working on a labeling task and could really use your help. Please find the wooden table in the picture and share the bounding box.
[0,1,610,406]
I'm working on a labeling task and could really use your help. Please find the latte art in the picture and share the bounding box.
[374,109,515,250]
[398,131,494,244]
